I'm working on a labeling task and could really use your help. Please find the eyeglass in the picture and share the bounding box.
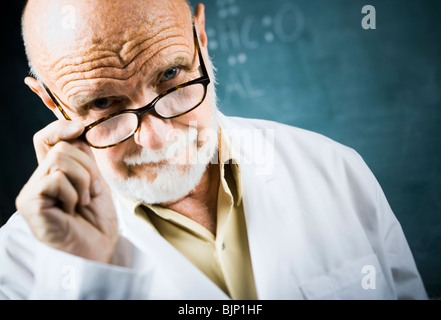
[42,25,210,149]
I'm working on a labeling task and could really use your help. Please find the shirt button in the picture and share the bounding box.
[222,242,226,250]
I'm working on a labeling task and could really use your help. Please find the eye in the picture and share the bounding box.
[91,97,113,110]
[161,67,180,82]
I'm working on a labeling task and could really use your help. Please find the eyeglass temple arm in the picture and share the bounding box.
[192,24,209,78]
[42,83,72,120]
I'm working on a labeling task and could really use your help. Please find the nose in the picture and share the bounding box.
[133,113,173,150]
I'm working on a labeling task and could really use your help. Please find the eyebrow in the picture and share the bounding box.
[69,91,107,117]
[68,53,196,115]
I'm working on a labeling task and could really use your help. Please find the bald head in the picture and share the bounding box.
[22,0,193,84]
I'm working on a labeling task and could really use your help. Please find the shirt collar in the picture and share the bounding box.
[218,123,243,206]
[113,191,143,214]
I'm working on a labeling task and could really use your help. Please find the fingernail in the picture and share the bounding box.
[91,179,102,196]
[66,122,84,135]
[82,190,91,205]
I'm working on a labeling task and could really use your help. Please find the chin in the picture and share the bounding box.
[106,162,208,204]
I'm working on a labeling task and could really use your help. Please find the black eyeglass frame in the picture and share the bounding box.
[42,25,210,149]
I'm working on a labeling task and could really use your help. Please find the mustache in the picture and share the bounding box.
[123,127,198,165]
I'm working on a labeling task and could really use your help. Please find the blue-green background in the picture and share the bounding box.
[1,0,440,298]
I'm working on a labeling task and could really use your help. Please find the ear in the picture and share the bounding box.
[194,3,208,49]
[24,76,62,118]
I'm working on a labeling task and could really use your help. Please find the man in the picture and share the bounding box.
[0,0,427,299]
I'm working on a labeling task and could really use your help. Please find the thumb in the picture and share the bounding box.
[34,120,85,164]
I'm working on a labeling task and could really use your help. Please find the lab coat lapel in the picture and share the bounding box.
[240,161,290,299]
[115,199,229,299]
[223,114,300,299]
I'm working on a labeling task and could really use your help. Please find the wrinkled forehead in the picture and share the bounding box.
[24,0,193,83]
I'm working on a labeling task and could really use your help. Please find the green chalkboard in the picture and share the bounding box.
[191,0,441,298]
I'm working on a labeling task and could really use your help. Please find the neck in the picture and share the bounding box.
[160,163,220,234]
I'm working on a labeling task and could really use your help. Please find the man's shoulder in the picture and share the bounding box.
[0,212,35,253]
[220,114,360,162]
[0,212,32,236]
[221,114,376,196]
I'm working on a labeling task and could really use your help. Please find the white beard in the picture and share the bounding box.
[105,121,218,204]
[105,53,220,204]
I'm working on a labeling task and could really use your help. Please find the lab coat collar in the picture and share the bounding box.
[217,113,284,299]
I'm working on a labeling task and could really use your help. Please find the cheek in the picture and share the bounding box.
[91,146,128,177]
[174,98,215,131]
[173,100,217,150]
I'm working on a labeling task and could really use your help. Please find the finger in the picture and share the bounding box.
[39,141,102,197]
[16,171,77,243]
[17,169,79,219]
[40,169,79,215]
[77,206,99,229]
[34,120,84,164]
[42,169,101,229]
[69,139,101,172]
[39,169,101,230]
[68,142,104,198]
[44,151,93,206]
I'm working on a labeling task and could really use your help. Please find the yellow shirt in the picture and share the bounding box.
[116,126,257,300]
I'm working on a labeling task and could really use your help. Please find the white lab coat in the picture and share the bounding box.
[0,113,428,299]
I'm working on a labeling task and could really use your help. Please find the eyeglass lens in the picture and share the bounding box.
[85,83,206,148]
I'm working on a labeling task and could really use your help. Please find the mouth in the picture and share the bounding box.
[123,150,192,181]
[123,127,199,167]
[124,144,198,171]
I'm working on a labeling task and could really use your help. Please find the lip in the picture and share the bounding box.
[124,138,198,167]
[127,159,168,168]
